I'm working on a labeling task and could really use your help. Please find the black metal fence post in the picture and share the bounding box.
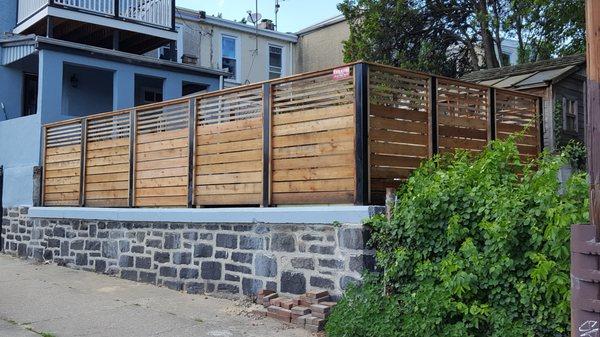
[429,76,438,156]
[78,119,87,207]
[488,87,496,142]
[187,98,197,208]
[262,82,272,207]
[354,62,369,205]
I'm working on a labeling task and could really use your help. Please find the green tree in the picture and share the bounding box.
[338,0,585,77]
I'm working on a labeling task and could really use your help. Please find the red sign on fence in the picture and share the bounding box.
[333,66,351,80]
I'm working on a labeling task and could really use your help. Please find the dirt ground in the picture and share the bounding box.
[0,254,314,337]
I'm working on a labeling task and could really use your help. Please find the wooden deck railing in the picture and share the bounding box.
[41,62,542,207]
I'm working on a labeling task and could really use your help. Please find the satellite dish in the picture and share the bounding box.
[247,12,262,24]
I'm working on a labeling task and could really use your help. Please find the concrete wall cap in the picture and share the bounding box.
[28,206,384,224]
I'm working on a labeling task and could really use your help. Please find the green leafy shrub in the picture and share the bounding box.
[326,138,588,337]
[326,275,402,337]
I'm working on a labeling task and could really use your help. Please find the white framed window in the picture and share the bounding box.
[221,35,239,82]
[268,45,283,79]
[563,97,578,133]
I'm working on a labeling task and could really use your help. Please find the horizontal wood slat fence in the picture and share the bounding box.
[41,62,542,207]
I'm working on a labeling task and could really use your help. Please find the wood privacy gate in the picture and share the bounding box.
[41,62,542,208]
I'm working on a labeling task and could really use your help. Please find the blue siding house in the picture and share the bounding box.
[0,0,228,207]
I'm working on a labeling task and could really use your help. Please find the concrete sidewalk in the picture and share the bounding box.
[0,254,314,337]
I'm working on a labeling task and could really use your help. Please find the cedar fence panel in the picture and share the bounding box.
[495,89,540,161]
[368,66,430,204]
[436,79,490,153]
[43,121,83,206]
[134,100,190,207]
[84,112,131,207]
[271,70,356,204]
[195,86,264,206]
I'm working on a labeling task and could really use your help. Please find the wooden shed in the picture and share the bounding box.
[462,54,586,150]
[41,62,542,208]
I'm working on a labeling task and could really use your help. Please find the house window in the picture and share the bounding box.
[159,25,183,62]
[501,52,511,66]
[22,73,38,116]
[222,35,238,80]
[143,88,163,104]
[563,97,578,133]
[268,45,283,79]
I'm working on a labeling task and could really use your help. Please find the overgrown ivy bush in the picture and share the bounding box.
[326,138,588,337]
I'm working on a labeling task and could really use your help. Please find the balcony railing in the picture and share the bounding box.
[18,0,174,30]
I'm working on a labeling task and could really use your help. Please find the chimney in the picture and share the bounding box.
[258,19,275,31]
[199,10,206,19]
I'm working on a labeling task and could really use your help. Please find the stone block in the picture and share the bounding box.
[193,243,213,258]
[201,261,222,280]
[254,254,277,277]
[154,251,170,263]
[172,252,191,265]
[338,227,370,250]
[85,240,101,251]
[225,264,251,274]
[135,256,151,269]
[318,259,344,269]
[118,255,134,268]
[231,252,253,264]
[242,278,263,296]
[239,236,263,250]
[310,276,335,290]
[291,257,314,270]
[163,233,181,249]
[102,241,119,259]
[179,268,199,279]
[281,271,306,295]
[139,272,156,284]
[216,234,237,249]
[217,283,239,293]
[271,233,295,252]
[159,266,177,278]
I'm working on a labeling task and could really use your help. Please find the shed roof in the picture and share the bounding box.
[461,54,585,89]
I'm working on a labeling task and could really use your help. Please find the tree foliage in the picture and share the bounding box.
[338,0,585,77]
[326,138,589,336]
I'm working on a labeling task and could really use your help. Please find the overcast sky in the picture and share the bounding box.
[176,0,342,33]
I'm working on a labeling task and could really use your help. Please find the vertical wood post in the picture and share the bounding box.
[488,87,496,142]
[586,0,600,244]
[187,98,197,208]
[114,0,120,18]
[128,110,137,207]
[354,62,369,205]
[571,2,600,335]
[429,76,438,156]
[538,97,544,152]
[262,82,272,207]
[78,119,87,207]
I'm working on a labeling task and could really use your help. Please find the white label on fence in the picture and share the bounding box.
[333,67,351,80]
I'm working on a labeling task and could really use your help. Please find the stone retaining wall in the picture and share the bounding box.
[1,207,374,297]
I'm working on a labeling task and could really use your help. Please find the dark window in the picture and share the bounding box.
[22,73,38,116]
[501,52,511,66]
[563,97,578,133]
[183,83,208,96]
[269,45,283,79]
[222,36,237,79]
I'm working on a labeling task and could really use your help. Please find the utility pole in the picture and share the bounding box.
[571,1,600,336]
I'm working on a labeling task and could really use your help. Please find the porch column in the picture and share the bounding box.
[37,50,63,124]
[113,69,135,110]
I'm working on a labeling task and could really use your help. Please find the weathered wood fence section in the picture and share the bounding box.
[41,62,542,207]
